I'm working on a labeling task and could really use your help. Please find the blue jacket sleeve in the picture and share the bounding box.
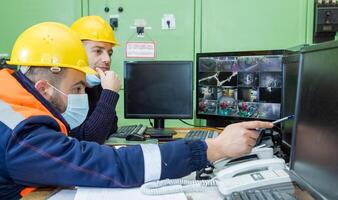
[5,116,208,188]
[69,89,119,144]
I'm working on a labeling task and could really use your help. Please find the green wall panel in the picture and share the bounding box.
[87,0,197,127]
[87,0,195,78]
[0,0,83,56]
[200,0,308,52]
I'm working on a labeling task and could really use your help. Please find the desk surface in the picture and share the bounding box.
[22,127,222,200]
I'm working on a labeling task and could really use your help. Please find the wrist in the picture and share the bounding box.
[205,139,225,162]
[102,86,117,92]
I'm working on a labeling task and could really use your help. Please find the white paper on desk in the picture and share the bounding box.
[74,187,186,200]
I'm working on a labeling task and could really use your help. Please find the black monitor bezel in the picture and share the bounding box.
[124,60,193,119]
[279,52,302,161]
[196,50,287,122]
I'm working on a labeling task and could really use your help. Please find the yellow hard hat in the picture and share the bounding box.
[7,22,96,74]
[71,16,118,46]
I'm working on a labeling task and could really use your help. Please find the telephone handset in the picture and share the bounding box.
[212,146,274,171]
[216,157,284,180]
[215,158,290,195]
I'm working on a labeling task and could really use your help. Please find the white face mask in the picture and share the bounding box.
[86,74,101,88]
[47,82,89,129]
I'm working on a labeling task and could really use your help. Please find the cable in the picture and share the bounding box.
[148,119,154,128]
[140,178,217,195]
[179,119,223,130]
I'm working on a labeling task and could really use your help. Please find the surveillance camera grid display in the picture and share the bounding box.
[198,54,282,120]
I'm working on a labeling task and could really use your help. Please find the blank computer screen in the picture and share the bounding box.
[124,61,193,118]
[292,45,338,199]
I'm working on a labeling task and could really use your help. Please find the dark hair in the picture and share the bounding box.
[23,67,67,86]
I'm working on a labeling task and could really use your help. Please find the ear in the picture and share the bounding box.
[34,80,53,101]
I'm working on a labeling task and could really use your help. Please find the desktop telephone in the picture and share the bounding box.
[215,158,290,195]
[141,146,291,196]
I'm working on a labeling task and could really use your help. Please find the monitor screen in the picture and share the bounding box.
[196,51,284,121]
[124,61,193,122]
[291,42,338,199]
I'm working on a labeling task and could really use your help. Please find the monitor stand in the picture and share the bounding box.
[145,119,176,138]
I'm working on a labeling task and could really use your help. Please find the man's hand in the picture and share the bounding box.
[205,121,273,162]
[96,68,121,92]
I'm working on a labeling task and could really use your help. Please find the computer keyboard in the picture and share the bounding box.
[226,183,296,200]
[112,124,147,138]
[184,130,219,140]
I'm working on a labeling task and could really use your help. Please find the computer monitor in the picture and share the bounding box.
[290,41,338,199]
[124,61,193,135]
[196,50,286,123]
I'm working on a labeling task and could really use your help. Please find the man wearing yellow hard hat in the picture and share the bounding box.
[0,22,272,199]
[68,16,120,144]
